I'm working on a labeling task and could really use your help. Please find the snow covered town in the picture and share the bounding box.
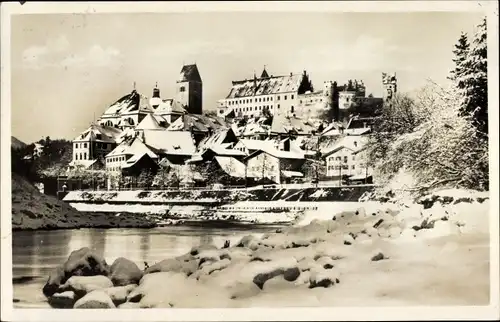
[66,64,397,191]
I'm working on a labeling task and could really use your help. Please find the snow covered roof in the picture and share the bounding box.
[141,130,196,156]
[322,135,369,157]
[106,137,158,159]
[226,73,303,99]
[122,152,157,169]
[73,124,122,143]
[178,64,202,83]
[68,159,101,170]
[154,99,186,115]
[168,114,228,133]
[215,156,246,178]
[102,91,141,116]
[271,113,317,135]
[135,113,165,130]
[281,170,304,178]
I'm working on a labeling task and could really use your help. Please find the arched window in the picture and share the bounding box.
[127,117,135,125]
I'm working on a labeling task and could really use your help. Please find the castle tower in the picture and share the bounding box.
[176,64,203,115]
[382,72,397,101]
[323,81,340,122]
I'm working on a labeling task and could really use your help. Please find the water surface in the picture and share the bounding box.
[12,225,280,308]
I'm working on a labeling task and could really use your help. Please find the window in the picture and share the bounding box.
[84,153,87,160]
[291,106,294,113]
[84,143,87,148]
[277,96,280,101]
[291,94,294,99]
[271,97,273,101]
[277,104,280,109]
[180,86,186,92]
[352,165,355,169]
[336,156,341,161]
[352,156,356,160]
[284,95,287,100]
[300,100,302,104]
[344,156,348,163]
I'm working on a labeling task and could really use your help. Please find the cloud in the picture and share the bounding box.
[61,45,121,69]
[294,35,414,72]
[21,35,120,70]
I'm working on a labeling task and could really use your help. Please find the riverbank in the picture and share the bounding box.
[11,174,156,231]
[38,189,490,308]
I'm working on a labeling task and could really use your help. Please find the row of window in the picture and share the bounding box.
[236,105,276,113]
[299,98,323,104]
[75,142,110,149]
[75,153,88,160]
[107,156,126,163]
[228,94,294,106]
[329,156,356,162]
[248,165,276,172]
[328,165,353,170]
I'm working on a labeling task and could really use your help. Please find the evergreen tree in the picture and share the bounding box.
[456,17,488,135]
[449,32,470,84]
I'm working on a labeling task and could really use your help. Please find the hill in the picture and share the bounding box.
[11,136,27,150]
[11,173,156,230]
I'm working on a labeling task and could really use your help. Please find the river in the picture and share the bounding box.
[12,225,282,308]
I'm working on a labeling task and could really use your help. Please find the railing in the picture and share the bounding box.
[69,182,376,193]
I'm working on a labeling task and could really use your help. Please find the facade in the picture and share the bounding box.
[323,136,370,179]
[72,124,121,164]
[177,64,203,115]
[218,68,314,119]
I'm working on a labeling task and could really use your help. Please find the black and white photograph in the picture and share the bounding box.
[1,1,499,321]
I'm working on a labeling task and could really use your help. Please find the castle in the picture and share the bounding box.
[217,67,397,122]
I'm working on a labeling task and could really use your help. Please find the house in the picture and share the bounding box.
[72,124,122,164]
[121,153,160,178]
[105,137,158,174]
[322,135,370,180]
[167,113,228,144]
[243,138,305,184]
[139,130,196,164]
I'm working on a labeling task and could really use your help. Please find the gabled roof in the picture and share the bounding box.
[141,130,196,156]
[271,113,317,135]
[260,68,270,78]
[154,99,187,115]
[226,73,303,99]
[322,135,369,158]
[73,124,122,143]
[106,137,158,159]
[135,113,165,130]
[214,156,246,178]
[178,64,202,83]
[168,114,228,133]
[102,90,141,116]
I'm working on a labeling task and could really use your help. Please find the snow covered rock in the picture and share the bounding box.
[73,290,116,309]
[101,284,137,306]
[48,291,76,308]
[58,275,113,297]
[109,257,143,287]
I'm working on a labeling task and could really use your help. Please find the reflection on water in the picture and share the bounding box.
[12,225,279,308]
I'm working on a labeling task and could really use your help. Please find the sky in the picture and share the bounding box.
[10,11,484,143]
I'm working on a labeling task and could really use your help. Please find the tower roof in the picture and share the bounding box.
[178,64,202,83]
[260,67,269,78]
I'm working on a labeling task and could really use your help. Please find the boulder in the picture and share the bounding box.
[118,301,141,309]
[236,235,260,249]
[309,268,340,288]
[59,275,113,297]
[73,290,116,309]
[48,291,76,308]
[228,281,261,300]
[371,252,386,261]
[43,266,66,297]
[144,258,197,276]
[43,247,109,298]
[343,234,355,245]
[109,257,143,287]
[190,244,218,256]
[127,272,229,308]
[102,284,137,306]
[62,247,110,278]
[193,258,231,280]
[315,256,335,269]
